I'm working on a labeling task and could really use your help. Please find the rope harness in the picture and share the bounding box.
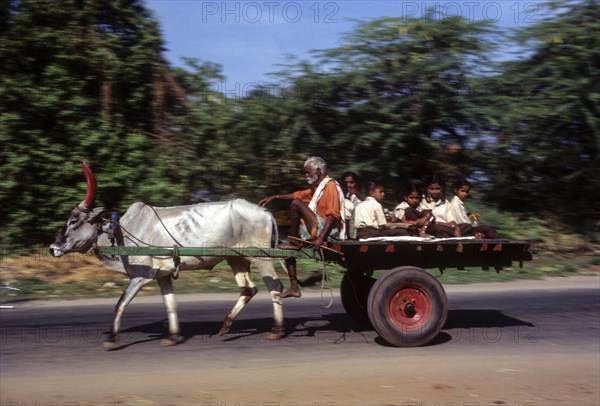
[90,205,341,290]
[92,204,184,279]
[285,236,339,309]
[92,204,297,281]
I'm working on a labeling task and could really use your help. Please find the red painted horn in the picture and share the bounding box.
[79,161,97,209]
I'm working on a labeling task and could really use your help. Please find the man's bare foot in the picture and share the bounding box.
[277,287,302,298]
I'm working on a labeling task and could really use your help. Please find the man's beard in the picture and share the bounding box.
[306,174,319,185]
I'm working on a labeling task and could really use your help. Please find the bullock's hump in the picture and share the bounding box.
[127,201,147,211]
[230,198,272,216]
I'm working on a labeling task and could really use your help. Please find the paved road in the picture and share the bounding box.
[1,276,599,405]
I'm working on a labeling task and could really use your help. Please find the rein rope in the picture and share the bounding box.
[146,205,185,248]
[317,247,334,309]
[286,237,335,309]
[146,205,184,279]
[94,204,185,279]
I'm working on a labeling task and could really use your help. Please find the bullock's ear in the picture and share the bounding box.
[91,207,106,222]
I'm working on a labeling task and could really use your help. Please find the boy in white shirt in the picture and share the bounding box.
[354,182,412,239]
[447,178,500,239]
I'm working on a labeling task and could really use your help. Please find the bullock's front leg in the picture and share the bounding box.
[157,276,183,346]
[256,260,285,340]
[103,276,153,350]
[254,259,285,340]
[219,262,257,336]
[266,291,284,340]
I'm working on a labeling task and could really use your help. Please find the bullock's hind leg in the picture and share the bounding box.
[157,276,183,346]
[255,259,285,340]
[103,276,153,350]
[218,258,257,336]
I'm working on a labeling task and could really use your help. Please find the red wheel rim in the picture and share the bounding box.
[388,286,433,331]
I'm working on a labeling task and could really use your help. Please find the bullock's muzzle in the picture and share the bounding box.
[49,245,64,257]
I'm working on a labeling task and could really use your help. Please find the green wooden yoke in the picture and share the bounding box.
[97,245,314,259]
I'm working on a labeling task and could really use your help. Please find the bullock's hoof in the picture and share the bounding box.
[102,333,118,351]
[219,319,233,336]
[102,340,118,351]
[267,328,284,341]
[161,334,182,346]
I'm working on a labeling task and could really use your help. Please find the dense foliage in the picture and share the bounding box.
[0,0,190,251]
[1,0,598,252]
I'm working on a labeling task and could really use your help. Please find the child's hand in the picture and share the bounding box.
[450,222,461,238]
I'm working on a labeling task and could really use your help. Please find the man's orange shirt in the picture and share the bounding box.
[292,180,341,221]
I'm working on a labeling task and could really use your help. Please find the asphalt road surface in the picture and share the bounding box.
[1,276,599,405]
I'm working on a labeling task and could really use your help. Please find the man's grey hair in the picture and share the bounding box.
[304,156,328,174]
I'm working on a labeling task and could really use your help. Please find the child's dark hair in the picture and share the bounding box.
[423,174,446,202]
[341,171,360,194]
[366,181,383,194]
[451,177,471,191]
[342,171,359,181]
[402,182,423,198]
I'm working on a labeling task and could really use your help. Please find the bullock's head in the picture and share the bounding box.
[49,162,105,257]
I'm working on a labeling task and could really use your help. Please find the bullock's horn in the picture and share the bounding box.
[79,161,97,210]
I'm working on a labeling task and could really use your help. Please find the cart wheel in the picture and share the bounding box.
[367,266,447,347]
[340,272,376,326]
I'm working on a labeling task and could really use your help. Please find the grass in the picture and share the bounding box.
[1,204,598,303]
[1,246,597,303]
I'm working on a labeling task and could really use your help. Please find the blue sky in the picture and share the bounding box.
[145,1,542,92]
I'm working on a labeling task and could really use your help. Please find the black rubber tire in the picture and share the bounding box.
[340,272,376,326]
[367,266,447,347]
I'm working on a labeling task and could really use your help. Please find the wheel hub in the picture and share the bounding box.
[403,301,416,318]
[388,286,433,331]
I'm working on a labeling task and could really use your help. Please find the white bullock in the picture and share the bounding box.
[50,162,284,349]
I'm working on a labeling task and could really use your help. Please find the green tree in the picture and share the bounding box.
[0,0,188,251]
[271,12,499,192]
[171,58,304,202]
[479,0,599,233]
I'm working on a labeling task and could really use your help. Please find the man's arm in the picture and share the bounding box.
[259,193,295,207]
[259,189,311,207]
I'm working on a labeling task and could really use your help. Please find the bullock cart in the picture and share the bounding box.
[98,237,533,347]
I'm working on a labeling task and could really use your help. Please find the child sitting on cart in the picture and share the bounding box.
[394,183,433,237]
[395,181,457,238]
[446,178,500,239]
[354,182,413,239]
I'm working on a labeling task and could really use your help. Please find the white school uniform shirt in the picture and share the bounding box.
[419,197,450,223]
[393,201,410,221]
[446,195,471,224]
[354,196,387,229]
[343,193,362,220]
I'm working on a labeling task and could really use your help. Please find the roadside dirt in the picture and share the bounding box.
[1,252,108,284]
[2,277,600,406]
[2,353,598,405]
